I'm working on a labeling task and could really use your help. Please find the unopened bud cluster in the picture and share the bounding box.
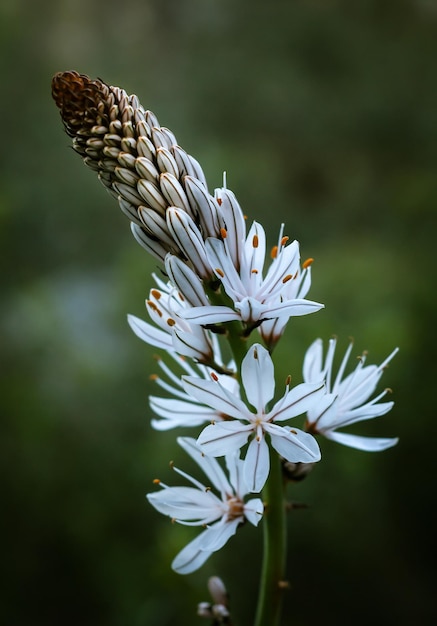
[52,70,220,269]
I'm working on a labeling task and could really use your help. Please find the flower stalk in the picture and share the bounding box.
[254,446,287,626]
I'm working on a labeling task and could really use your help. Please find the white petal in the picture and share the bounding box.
[150,397,214,430]
[257,238,299,298]
[203,518,241,552]
[197,422,253,457]
[241,344,275,412]
[149,396,215,418]
[243,436,270,493]
[266,424,321,463]
[271,382,325,421]
[306,392,338,427]
[182,376,249,420]
[171,528,215,574]
[179,305,241,324]
[177,437,233,495]
[244,498,264,526]
[324,430,399,451]
[329,400,395,430]
[338,365,382,407]
[146,487,222,522]
[224,453,245,498]
[127,314,174,350]
[303,338,324,383]
[215,187,247,267]
[262,298,324,318]
[171,328,212,361]
[242,221,266,284]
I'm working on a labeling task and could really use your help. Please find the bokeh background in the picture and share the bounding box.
[1,0,436,624]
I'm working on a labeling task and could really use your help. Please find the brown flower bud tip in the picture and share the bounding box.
[51,70,109,137]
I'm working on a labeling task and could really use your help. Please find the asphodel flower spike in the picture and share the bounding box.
[51,71,219,273]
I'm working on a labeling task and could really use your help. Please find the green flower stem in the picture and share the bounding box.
[254,449,287,626]
[204,283,248,374]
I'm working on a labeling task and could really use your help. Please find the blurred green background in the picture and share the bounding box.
[1,0,436,624]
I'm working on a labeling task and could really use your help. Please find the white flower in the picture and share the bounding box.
[183,343,325,492]
[303,338,399,451]
[147,437,264,574]
[179,221,324,329]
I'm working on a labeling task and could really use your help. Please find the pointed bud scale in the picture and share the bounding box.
[166,208,211,279]
[159,173,191,213]
[137,179,167,213]
[184,176,221,238]
[156,147,180,179]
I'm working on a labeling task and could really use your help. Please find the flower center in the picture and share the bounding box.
[226,496,245,520]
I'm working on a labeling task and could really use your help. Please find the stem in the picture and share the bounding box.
[204,282,247,373]
[254,449,287,626]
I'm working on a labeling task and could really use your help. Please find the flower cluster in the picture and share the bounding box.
[52,71,399,575]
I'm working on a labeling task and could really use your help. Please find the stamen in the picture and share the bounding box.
[167,318,176,326]
[215,268,225,278]
[290,429,297,435]
[217,197,222,206]
[149,374,159,381]
[282,274,293,284]
[220,227,227,239]
[153,478,161,484]
[285,374,291,386]
[271,245,278,259]
[251,269,259,274]
[211,372,219,381]
[280,236,289,246]
[205,486,212,492]
[302,257,314,269]
[150,289,161,299]
[253,347,259,359]
[252,234,259,248]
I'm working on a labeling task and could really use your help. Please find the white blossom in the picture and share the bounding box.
[303,338,399,451]
[147,437,264,574]
[183,343,325,492]
[179,221,323,329]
